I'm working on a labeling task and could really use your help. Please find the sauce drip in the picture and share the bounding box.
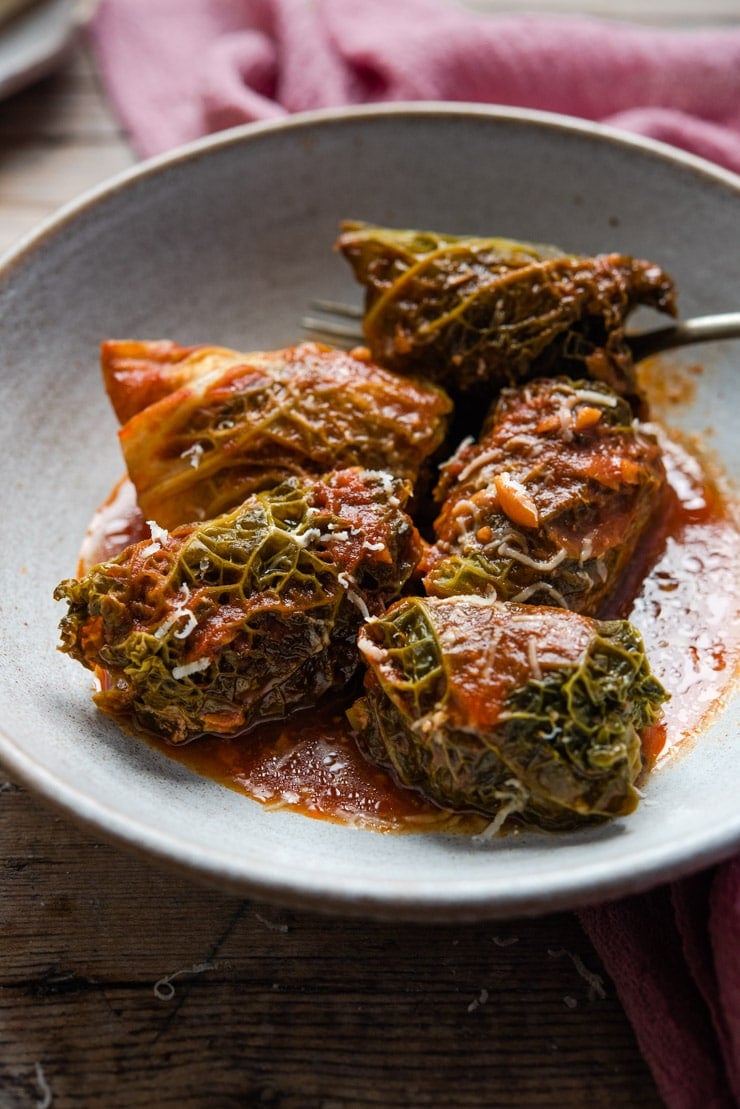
[81,424,739,831]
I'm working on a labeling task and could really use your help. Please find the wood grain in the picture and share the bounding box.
[0,783,661,1108]
[0,47,134,254]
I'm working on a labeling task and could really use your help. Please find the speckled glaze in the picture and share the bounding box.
[0,105,737,920]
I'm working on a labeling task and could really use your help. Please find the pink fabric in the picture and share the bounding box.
[88,0,740,171]
[88,3,740,1104]
[580,860,740,1108]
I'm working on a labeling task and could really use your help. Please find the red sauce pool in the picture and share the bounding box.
[605,429,738,765]
[81,423,739,832]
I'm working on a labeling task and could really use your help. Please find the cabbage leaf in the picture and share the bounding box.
[118,341,452,531]
[55,469,422,744]
[423,377,666,614]
[337,221,676,399]
[348,596,668,829]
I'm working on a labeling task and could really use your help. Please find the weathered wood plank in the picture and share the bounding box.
[0,784,661,1108]
[0,48,134,254]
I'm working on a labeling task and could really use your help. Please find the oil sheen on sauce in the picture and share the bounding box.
[80,423,739,833]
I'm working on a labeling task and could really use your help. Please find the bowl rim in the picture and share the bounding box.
[1,102,738,920]
[2,724,739,921]
[2,100,740,275]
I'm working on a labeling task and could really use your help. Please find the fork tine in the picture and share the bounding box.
[308,299,363,319]
[302,298,365,344]
[302,315,364,342]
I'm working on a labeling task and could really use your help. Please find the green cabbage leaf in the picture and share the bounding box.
[337,221,676,399]
[423,377,666,614]
[117,340,452,531]
[348,596,668,830]
[55,469,422,744]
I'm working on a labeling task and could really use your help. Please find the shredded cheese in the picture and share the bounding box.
[527,635,542,680]
[510,582,570,608]
[467,988,489,1013]
[180,442,205,469]
[154,584,198,640]
[472,782,528,840]
[557,402,575,442]
[567,386,618,409]
[548,948,606,1000]
[34,1062,53,1109]
[456,446,503,485]
[290,526,322,549]
[366,470,401,507]
[171,657,210,680]
[153,961,215,1001]
[497,540,567,573]
[140,519,170,556]
[337,571,371,620]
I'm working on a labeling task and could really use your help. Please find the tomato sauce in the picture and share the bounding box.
[163,702,480,833]
[620,432,738,764]
[81,410,739,831]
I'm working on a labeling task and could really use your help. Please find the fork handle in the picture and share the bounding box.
[628,311,740,363]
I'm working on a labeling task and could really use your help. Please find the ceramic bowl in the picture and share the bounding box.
[0,105,737,919]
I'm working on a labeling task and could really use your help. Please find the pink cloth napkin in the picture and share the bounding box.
[88,3,740,1105]
[88,0,740,171]
[580,861,740,1108]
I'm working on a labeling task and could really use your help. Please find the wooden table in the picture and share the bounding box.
[5,9,735,1102]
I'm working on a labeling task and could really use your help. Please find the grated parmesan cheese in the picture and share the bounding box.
[365,469,401,507]
[557,402,574,442]
[472,780,528,840]
[510,581,570,608]
[580,535,594,564]
[171,657,210,681]
[567,386,618,409]
[154,584,198,640]
[153,961,215,1001]
[497,540,567,573]
[180,441,205,469]
[467,988,489,1013]
[140,519,170,556]
[456,446,504,485]
[337,571,371,620]
[548,948,606,1000]
[527,635,542,680]
[290,526,322,549]
[358,638,386,663]
[34,1062,53,1109]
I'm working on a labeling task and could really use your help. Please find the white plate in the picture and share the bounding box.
[0,105,737,920]
[0,0,84,100]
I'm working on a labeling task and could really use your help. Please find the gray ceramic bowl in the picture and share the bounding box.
[0,105,738,920]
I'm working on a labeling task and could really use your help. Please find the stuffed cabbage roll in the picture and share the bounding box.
[101,339,249,423]
[55,468,422,745]
[423,377,666,614]
[348,596,668,830]
[337,221,676,399]
[117,341,452,531]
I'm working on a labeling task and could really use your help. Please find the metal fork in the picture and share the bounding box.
[303,299,740,363]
